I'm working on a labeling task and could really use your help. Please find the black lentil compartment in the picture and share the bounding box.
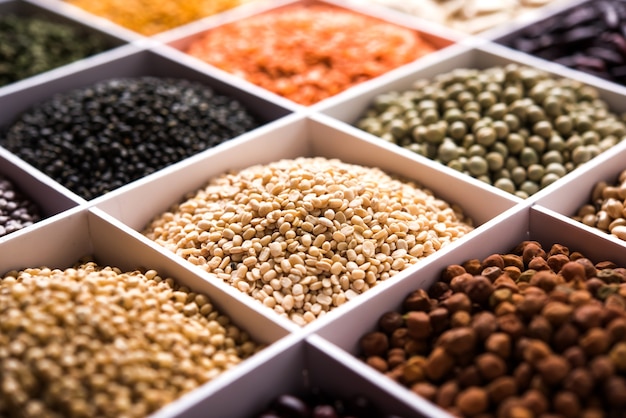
[0,0,126,89]
[496,0,626,87]
[314,205,626,418]
[319,46,626,200]
[0,47,292,201]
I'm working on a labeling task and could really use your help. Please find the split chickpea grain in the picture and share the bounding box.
[0,261,260,418]
[143,157,474,326]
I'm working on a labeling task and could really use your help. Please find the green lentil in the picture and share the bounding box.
[0,14,110,87]
[355,64,626,198]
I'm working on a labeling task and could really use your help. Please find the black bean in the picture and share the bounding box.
[0,77,260,200]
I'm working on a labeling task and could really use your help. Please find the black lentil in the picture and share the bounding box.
[0,14,110,87]
[0,77,260,200]
[0,175,41,238]
[501,1,626,85]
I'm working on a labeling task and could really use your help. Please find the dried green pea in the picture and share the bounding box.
[437,139,460,163]
[503,85,522,103]
[547,134,566,152]
[511,166,527,186]
[494,168,510,180]
[487,103,507,120]
[388,119,408,139]
[503,114,521,131]
[527,135,547,153]
[572,146,592,165]
[555,115,573,135]
[545,162,567,177]
[543,95,563,117]
[506,156,520,171]
[520,147,539,167]
[494,177,516,194]
[457,91,474,106]
[422,108,439,125]
[424,122,446,144]
[448,120,468,140]
[491,142,509,159]
[527,104,547,124]
[405,143,426,156]
[443,108,464,123]
[539,171,563,189]
[520,180,540,196]
[506,133,525,154]
[476,126,497,147]
[527,164,545,182]
[566,135,583,151]
[464,110,481,126]
[533,120,553,139]
[582,131,600,145]
[467,155,488,176]
[575,114,593,132]
[447,159,465,172]
[486,152,505,171]
[468,144,486,157]
[541,150,564,165]
[492,120,509,139]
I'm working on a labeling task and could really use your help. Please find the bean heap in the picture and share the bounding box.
[352,0,558,34]
[0,175,41,238]
[574,168,626,242]
[358,241,626,417]
[502,1,626,85]
[0,77,260,200]
[0,260,260,418]
[64,0,247,36]
[0,14,109,88]
[185,4,436,106]
[142,157,474,326]
[356,64,626,198]
[254,390,404,418]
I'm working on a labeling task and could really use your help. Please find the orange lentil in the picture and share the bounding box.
[65,0,247,36]
[185,4,437,105]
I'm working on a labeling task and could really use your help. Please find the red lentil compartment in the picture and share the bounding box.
[0,207,288,418]
[170,0,456,106]
[314,205,626,418]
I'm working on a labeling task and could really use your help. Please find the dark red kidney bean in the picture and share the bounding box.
[501,0,626,85]
[272,394,310,418]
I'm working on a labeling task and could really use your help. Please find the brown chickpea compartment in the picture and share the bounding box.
[357,239,626,417]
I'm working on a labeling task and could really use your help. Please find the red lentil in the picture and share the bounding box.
[65,0,247,35]
[185,4,437,105]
